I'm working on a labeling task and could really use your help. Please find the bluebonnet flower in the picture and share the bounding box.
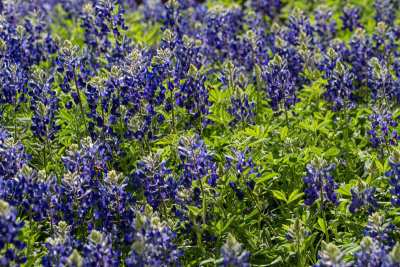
[61,137,107,176]
[176,63,214,128]
[83,229,121,266]
[386,150,400,206]
[133,150,178,213]
[219,233,249,267]
[363,213,395,250]
[122,47,160,146]
[102,170,134,233]
[0,62,29,122]
[285,218,311,244]
[124,205,184,266]
[59,137,133,236]
[324,60,356,112]
[242,23,268,72]
[42,221,80,267]
[249,0,282,21]
[264,54,300,115]
[178,134,219,188]
[367,104,399,156]
[373,0,398,25]
[30,79,61,169]
[354,236,387,266]
[178,134,218,224]
[316,241,352,267]
[106,66,126,137]
[0,128,31,178]
[225,148,260,200]
[85,76,111,141]
[80,0,128,68]
[313,5,337,45]
[302,157,340,209]
[340,5,362,31]
[383,242,400,266]
[349,179,379,214]
[227,74,256,128]
[57,40,89,134]
[371,22,398,63]
[286,7,314,48]
[348,28,374,83]
[368,57,395,105]
[0,200,26,265]
[152,46,177,133]
[201,4,244,64]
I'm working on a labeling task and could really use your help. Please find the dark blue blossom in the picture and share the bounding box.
[302,157,340,209]
[349,179,379,214]
[219,233,249,267]
[178,134,219,188]
[340,5,362,31]
[83,230,120,266]
[225,148,261,200]
[124,205,183,266]
[0,200,26,266]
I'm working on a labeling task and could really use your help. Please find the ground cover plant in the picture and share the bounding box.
[1,0,400,266]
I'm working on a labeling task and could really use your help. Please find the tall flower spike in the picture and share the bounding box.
[349,179,379,214]
[316,241,351,267]
[220,233,250,267]
[302,157,340,208]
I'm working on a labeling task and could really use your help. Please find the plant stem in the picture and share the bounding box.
[342,96,349,148]
[13,105,17,139]
[247,188,276,235]
[167,71,176,134]
[72,68,89,136]
[117,85,124,137]
[319,186,329,242]
[284,105,289,128]
[138,101,150,152]
[189,145,207,225]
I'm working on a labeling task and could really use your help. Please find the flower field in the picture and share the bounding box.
[1,0,400,266]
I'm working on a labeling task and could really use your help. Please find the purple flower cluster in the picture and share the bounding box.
[349,179,379,213]
[226,148,260,200]
[0,200,26,265]
[302,157,340,209]
[219,233,249,267]
[124,205,184,266]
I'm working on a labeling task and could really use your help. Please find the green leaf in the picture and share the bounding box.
[187,206,202,216]
[317,217,326,233]
[222,215,236,232]
[216,220,223,233]
[324,147,340,157]
[287,190,305,204]
[314,112,325,120]
[256,173,278,184]
[319,78,329,85]
[206,114,223,124]
[272,190,287,202]
[245,209,259,221]
[280,126,288,141]
[336,185,352,196]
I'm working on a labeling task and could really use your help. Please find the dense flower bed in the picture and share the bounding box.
[0,0,400,266]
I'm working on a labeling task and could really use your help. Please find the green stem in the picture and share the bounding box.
[13,105,17,139]
[343,97,349,148]
[138,101,150,152]
[284,105,289,128]
[72,68,89,136]
[320,186,329,242]
[247,188,276,235]
[117,85,124,137]
[167,71,176,134]
[189,145,207,225]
